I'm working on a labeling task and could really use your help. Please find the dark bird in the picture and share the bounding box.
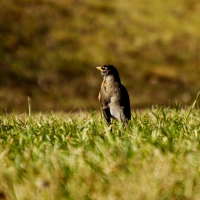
[96,65,131,127]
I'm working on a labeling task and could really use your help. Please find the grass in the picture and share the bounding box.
[1,105,200,200]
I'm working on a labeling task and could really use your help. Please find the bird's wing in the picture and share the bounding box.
[120,85,131,120]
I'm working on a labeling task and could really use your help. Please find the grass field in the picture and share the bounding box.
[1,1,200,197]
[1,102,200,199]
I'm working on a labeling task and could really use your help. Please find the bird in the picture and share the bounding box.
[96,65,131,128]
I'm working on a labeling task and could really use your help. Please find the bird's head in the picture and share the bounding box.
[96,65,120,81]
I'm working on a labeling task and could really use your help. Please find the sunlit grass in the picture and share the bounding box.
[1,106,200,199]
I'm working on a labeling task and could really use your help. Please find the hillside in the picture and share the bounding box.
[0,0,200,112]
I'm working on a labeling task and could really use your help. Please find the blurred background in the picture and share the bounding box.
[0,0,200,113]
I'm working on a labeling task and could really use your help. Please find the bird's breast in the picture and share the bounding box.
[101,79,106,87]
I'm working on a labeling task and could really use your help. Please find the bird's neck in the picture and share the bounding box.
[104,75,121,83]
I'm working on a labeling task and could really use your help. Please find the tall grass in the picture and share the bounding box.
[1,106,200,199]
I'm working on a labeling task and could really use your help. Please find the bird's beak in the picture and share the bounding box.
[96,66,103,71]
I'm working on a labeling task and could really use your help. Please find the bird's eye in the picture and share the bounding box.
[103,66,108,70]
